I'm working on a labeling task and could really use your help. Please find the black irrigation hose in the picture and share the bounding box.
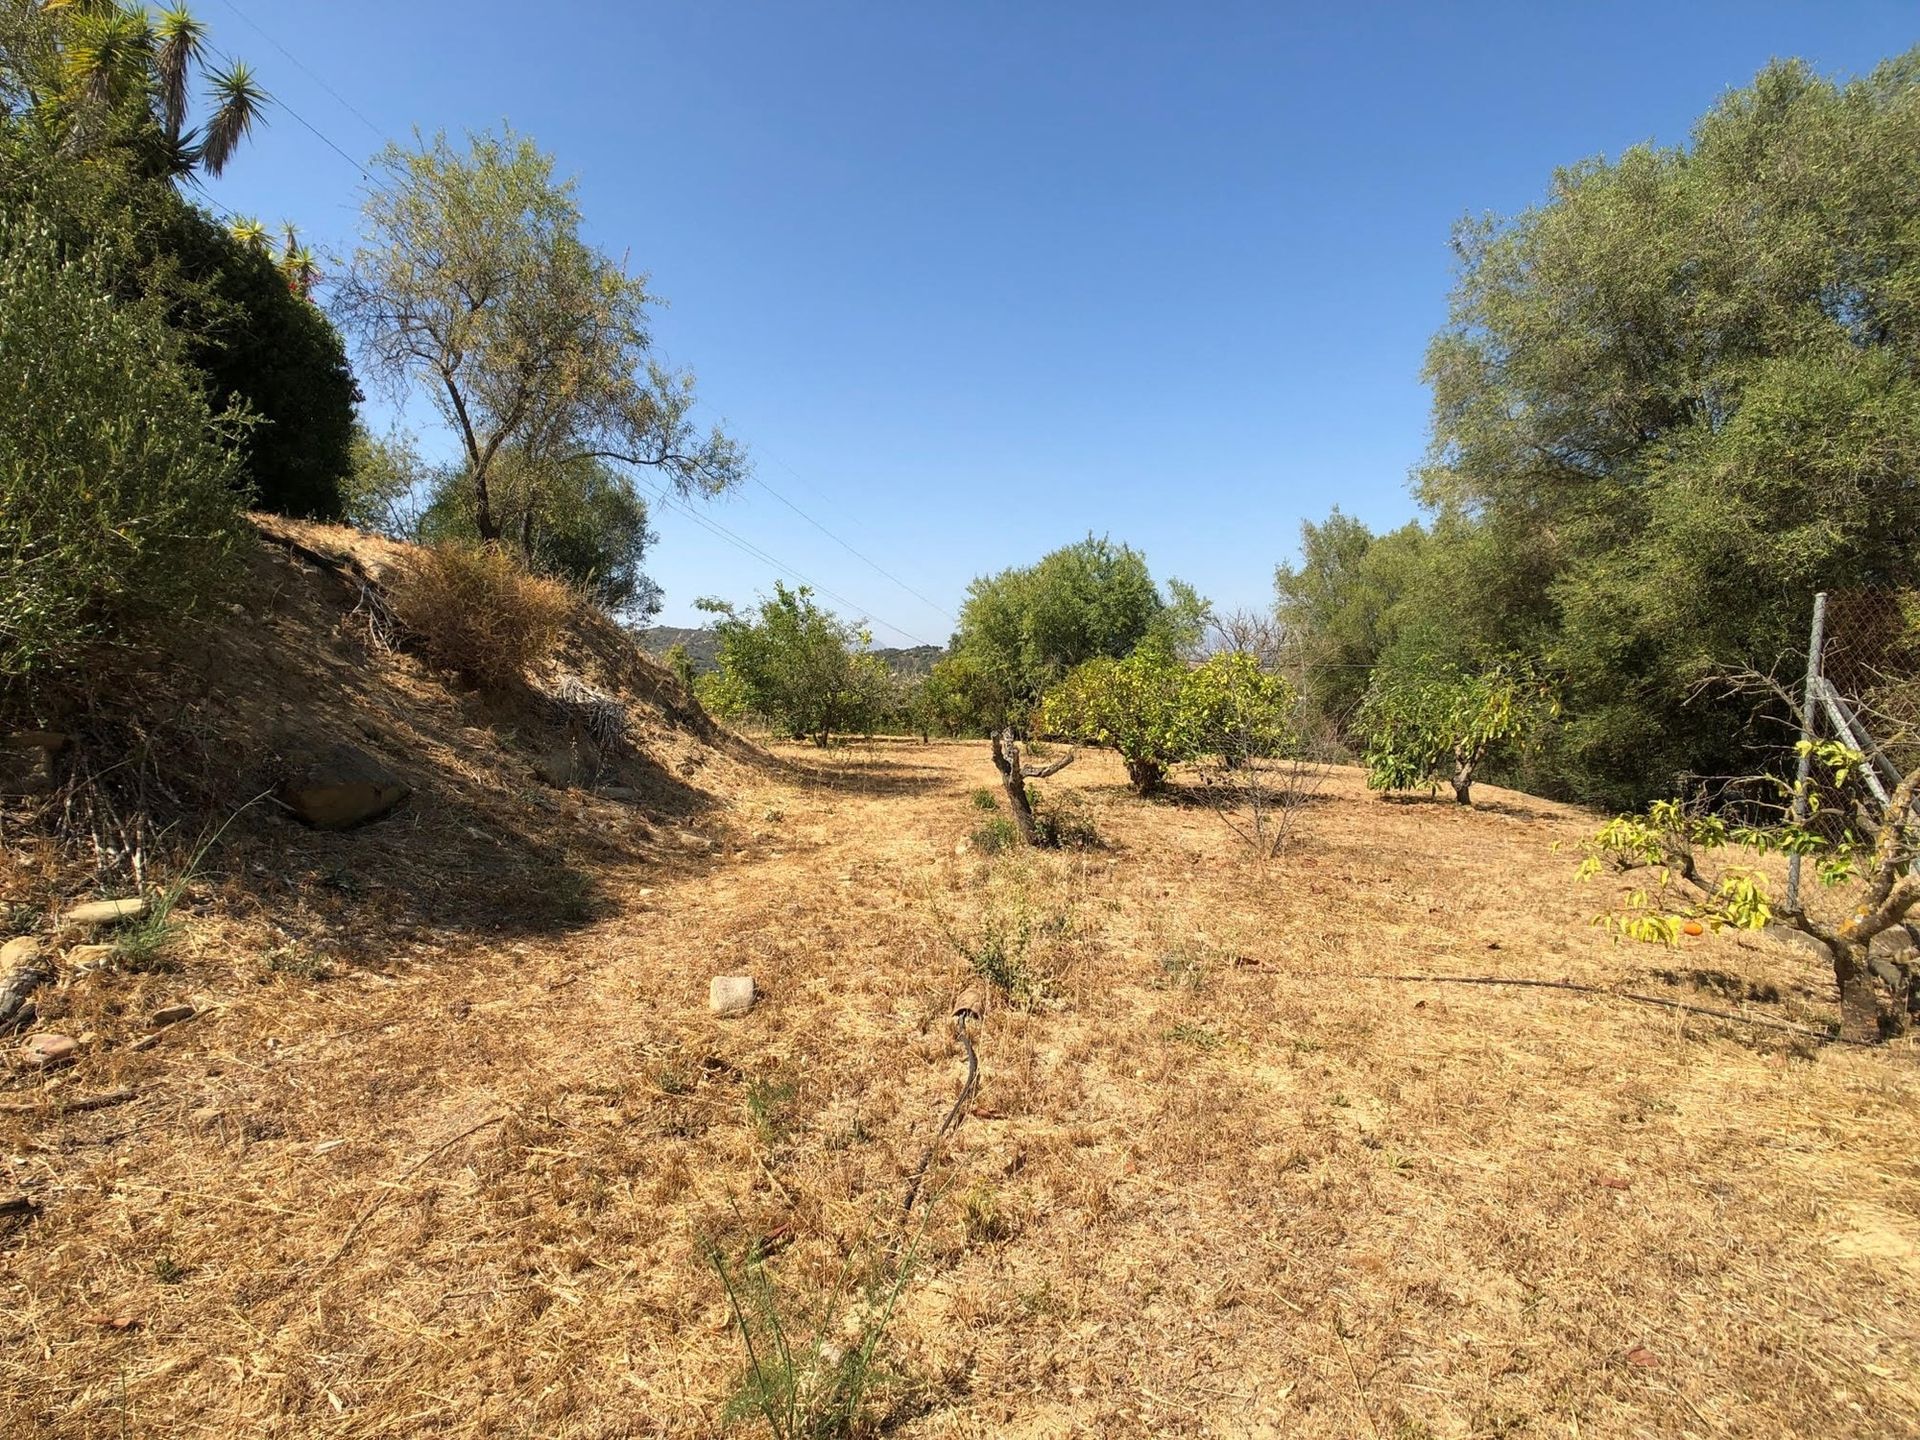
[902,1012,980,1214]
[1349,972,1893,1049]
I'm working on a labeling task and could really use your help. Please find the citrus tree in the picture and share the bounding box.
[1354,663,1555,804]
[1577,740,1918,1042]
[1041,647,1295,796]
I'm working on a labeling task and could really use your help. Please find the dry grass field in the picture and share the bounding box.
[5,725,1920,1439]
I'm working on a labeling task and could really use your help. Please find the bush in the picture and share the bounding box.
[1031,789,1098,849]
[388,542,573,688]
[0,216,247,682]
[970,815,1020,854]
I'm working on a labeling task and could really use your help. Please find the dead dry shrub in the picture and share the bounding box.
[388,542,574,688]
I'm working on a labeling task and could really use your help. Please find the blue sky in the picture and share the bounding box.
[202,1,1918,646]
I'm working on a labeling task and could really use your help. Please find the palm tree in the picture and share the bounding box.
[226,214,268,249]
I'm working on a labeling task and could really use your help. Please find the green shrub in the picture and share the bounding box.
[969,815,1019,855]
[1031,790,1098,849]
[0,216,247,682]
[969,786,1001,812]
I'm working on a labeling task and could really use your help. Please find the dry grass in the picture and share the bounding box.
[388,541,576,690]
[3,741,1916,1438]
[3,547,1919,1437]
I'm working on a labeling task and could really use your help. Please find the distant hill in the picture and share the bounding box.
[633,626,944,678]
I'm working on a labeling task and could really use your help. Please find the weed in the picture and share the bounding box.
[969,815,1019,854]
[961,1182,1011,1244]
[1167,1022,1223,1051]
[709,1230,918,1440]
[1156,942,1212,991]
[746,1074,799,1148]
[261,945,333,983]
[1017,1279,1065,1318]
[1031,790,1098,849]
[655,1063,696,1097]
[150,1255,185,1285]
[969,787,1000,813]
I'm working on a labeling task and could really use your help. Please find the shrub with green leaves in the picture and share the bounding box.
[1041,645,1296,795]
[1354,662,1556,805]
[0,217,247,682]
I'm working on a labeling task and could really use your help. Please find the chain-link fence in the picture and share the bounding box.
[1784,587,1920,908]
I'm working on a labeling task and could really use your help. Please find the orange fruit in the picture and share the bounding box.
[1681,920,1705,937]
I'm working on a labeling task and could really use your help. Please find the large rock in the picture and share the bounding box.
[22,1033,76,1068]
[279,745,410,830]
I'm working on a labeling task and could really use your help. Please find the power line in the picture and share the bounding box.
[190,14,939,649]
[636,481,939,649]
[211,0,388,145]
[203,36,373,183]
[748,460,959,624]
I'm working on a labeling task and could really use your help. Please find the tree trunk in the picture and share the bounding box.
[1126,757,1165,796]
[1452,753,1474,805]
[990,729,1040,846]
[1831,940,1885,1043]
[472,468,501,543]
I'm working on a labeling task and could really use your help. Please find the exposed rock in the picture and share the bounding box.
[22,1033,77,1068]
[709,976,755,1016]
[62,897,146,928]
[0,730,65,797]
[532,748,581,789]
[598,785,639,802]
[279,744,410,830]
[64,943,117,973]
[1,936,41,969]
[0,936,48,1033]
[151,1004,195,1028]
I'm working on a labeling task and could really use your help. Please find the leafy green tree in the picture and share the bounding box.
[951,536,1206,722]
[418,453,663,618]
[1415,51,1920,805]
[661,643,697,691]
[1354,663,1557,805]
[0,214,246,681]
[1178,651,1298,767]
[1041,645,1292,796]
[1,4,356,520]
[337,125,746,548]
[698,584,887,744]
[920,653,1009,738]
[1273,511,1432,727]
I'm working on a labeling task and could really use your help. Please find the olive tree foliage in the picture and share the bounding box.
[0,215,246,682]
[1403,52,1920,806]
[1041,646,1296,797]
[1578,741,1920,1043]
[696,584,891,745]
[949,536,1207,728]
[1354,663,1557,805]
[335,126,746,553]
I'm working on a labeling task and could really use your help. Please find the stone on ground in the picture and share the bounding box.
[709,976,755,1016]
[279,744,410,830]
[62,897,146,928]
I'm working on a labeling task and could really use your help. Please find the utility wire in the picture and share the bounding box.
[749,461,958,624]
[211,0,389,144]
[194,15,943,647]
[636,481,939,649]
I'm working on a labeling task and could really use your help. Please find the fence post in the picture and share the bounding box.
[1785,591,1828,913]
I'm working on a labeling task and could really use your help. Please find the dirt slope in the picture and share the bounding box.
[3,535,1919,1438]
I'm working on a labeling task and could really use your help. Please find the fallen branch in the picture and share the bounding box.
[903,990,984,1213]
[0,1086,138,1116]
[317,1113,507,1273]
[1348,972,1884,1048]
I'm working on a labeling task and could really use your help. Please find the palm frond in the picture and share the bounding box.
[152,5,206,142]
[196,58,264,176]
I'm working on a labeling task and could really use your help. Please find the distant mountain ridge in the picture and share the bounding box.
[634,625,944,677]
